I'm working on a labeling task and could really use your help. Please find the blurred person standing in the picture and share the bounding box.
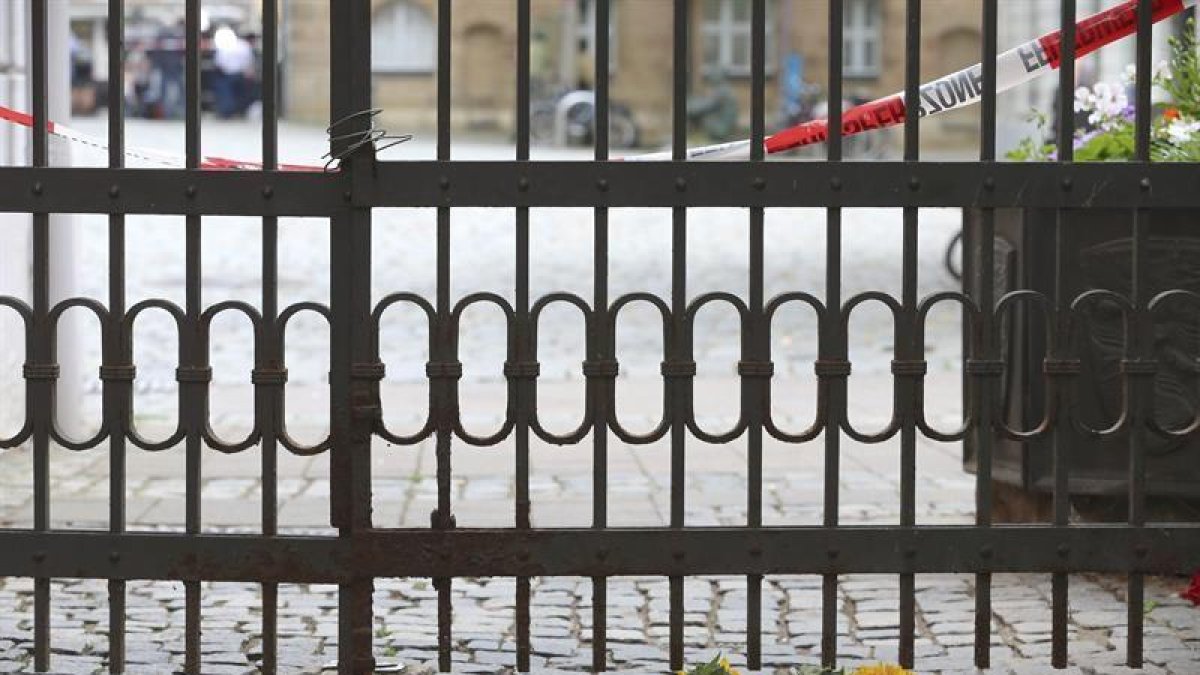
[213,25,254,118]
[125,42,160,118]
[154,21,187,119]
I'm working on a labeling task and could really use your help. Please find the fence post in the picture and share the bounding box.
[329,0,376,673]
[0,0,28,437]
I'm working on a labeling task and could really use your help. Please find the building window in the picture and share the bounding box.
[844,0,882,78]
[372,0,436,74]
[578,0,618,73]
[701,0,774,76]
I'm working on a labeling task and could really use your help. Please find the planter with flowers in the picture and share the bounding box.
[962,24,1200,521]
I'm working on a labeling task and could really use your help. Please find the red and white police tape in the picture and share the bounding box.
[0,0,1189,169]
[627,0,1189,161]
[0,104,322,171]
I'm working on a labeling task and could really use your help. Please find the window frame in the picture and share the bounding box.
[700,0,776,78]
[843,0,883,79]
[371,0,437,75]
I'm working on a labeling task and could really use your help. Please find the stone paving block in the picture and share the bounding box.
[41,654,107,674]
[1008,662,1094,672]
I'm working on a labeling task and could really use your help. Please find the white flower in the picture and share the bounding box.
[1123,63,1139,85]
[1123,61,1172,85]
[1166,118,1200,145]
[1154,59,1172,82]
[1074,86,1094,113]
[1085,81,1129,129]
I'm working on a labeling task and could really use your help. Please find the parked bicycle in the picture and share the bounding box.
[530,88,640,149]
[687,73,739,141]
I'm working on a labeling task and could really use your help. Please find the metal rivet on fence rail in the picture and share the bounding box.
[439,176,450,190]
[1140,177,1152,191]
[186,185,197,198]
[517,177,530,192]
[596,178,609,192]
[108,185,120,198]
[262,185,274,199]
[675,177,687,191]
[31,182,42,196]
[752,177,766,191]
[829,177,842,191]
[909,176,921,191]
[1057,545,1070,558]
[980,545,994,559]
[1061,176,1073,191]
[983,176,996,191]
[109,551,121,563]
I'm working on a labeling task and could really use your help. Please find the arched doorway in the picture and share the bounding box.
[459,22,509,130]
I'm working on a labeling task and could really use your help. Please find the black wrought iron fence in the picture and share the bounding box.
[1,0,1199,674]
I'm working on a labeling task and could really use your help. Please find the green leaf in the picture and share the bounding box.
[685,654,726,675]
[1074,125,1136,162]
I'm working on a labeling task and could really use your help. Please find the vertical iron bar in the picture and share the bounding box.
[899,0,921,668]
[106,0,127,671]
[260,0,280,670]
[973,0,999,669]
[515,0,532,670]
[329,0,376,672]
[183,0,203,669]
[669,0,689,671]
[821,0,844,669]
[746,0,766,670]
[1127,0,1154,666]
[434,0,454,670]
[30,1,50,670]
[591,1,612,670]
[1052,0,1076,668]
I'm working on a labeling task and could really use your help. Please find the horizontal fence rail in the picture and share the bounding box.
[1,0,1198,673]
[2,162,1200,214]
[0,526,1193,581]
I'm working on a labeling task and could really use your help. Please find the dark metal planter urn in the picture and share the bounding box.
[962,207,1200,519]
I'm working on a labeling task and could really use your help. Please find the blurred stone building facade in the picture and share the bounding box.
[285,0,985,148]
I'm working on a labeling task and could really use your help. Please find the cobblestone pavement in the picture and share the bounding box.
[0,374,1197,674]
[0,572,1196,675]
[1,120,1198,672]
